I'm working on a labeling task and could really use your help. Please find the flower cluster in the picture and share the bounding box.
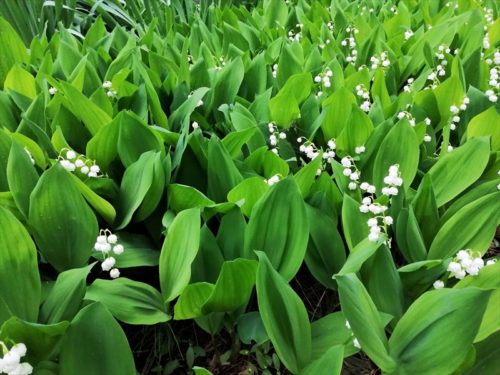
[272,63,278,79]
[404,29,414,40]
[446,249,496,280]
[448,96,469,131]
[484,57,499,102]
[341,26,358,65]
[298,138,336,175]
[355,84,371,112]
[366,211,393,242]
[403,77,415,92]
[264,174,280,186]
[267,123,286,155]
[483,33,490,50]
[94,229,124,279]
[215,56,226,71]
[345,320,361,349]
[370,51,390,69]
[288,23,303,42]
[397,110,416,127]
[484,7,494,25]
[59,149,101,178]
[426,45,455,86]
[314,69,333,90]
[341,157,361,190]
[382,165,403,196]
[102,80,117,97]
[0,342,32,375]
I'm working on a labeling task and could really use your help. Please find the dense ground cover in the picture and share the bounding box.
[0,0,499,374]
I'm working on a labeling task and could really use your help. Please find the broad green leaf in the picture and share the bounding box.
[202,259,257,313]
[305,204,346,289]
[227,177,269,217]
[207,137,243,203]
[159,208,201,302]
[454,262,500,342]
[466,106,500,151]
[86,278,170,325]
[4,65,36,99]
[0,17,28,89]
[174,259,257,318]
[117,111,163,167]
[0,206,40,323]
[388,288,491,375]
[40,264,94,324]
[7,140,38,217]
[29,165,98,271]
[237,312,268,346]
[373,122,419,191]
[428,137,490,206]
[396,207,428,263]
[428,192,500,259]
[294,154,322,197]
[269,73,312,128]
[321,87,356,140]
[59,303,136,375]
[302,345,343,375]
[59,82,112,135]
[341,195,369,251]
[169,184,215,212]
[115,151,156,229]
[244,177,309,281]
[336,238,384,276]
[337,273,396,372]
[0,318,68,365]
[255,252,311,374]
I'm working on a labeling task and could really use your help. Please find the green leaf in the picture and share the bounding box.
[244,177,309,281]
[40,264,94,324]
[337,273,396,372]
[269,73,312,128]
[202,258,257,314]
[227,177,269,217]
[428,137,490,207]
[0,17,28,89]
[4,65,36,99]
[428,192,500,259]
[321,87,357,140]
[0,206,40,323]
[388,288,491,375]
[0,318,68,365]
[255,252,312,374]
[86,278,170,325]
[336,238,384,276]
[115,151,156,229]
[59,82,112,136]
[159,208,201,302]
[174,258,257,319]
[373,122,419,191]
[302,345,343,375]
[467,106,500,151]
[59,302,136,375]
[117,111,163,167]
[207,137,243,203]
[454,262,500,342]
[70,175,116,224]
[7,140,38,217]
[341,195,369,251]
[294,154,322,197]
[304,204,346,289]
[29,165,98,271]
[168,184,215,212]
